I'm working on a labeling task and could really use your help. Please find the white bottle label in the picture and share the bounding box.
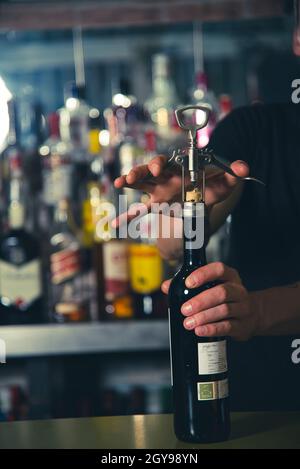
[198,340,227,375]
[0,259,41,306]
[43,165,72,205]
[197,379,229,401]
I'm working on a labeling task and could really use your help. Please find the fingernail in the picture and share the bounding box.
[185,318,195,329]
[197,326,207,335]
[151,164,160,175]
[181,304,192,314]
[186,276,196,288]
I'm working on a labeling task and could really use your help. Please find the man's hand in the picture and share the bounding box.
[113,155,249,226]
[162,262,259,341]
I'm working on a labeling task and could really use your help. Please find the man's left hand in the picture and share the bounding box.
[162,262,259,341]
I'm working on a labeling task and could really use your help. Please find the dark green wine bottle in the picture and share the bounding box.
[168,202,230,443]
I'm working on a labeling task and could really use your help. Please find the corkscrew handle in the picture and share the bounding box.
[175,105,210,139]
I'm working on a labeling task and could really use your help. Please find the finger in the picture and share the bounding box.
[114,175,127,188]
[181,282,246,316]
[195,319,238,337]
[185,262,241,288]
[161,279,171,294]
[183,302,248,330]
[148,156,167,177]
[205,160,249,205]
[126,165,151,184]
[223,160,250,187]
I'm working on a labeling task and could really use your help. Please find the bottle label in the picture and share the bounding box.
[82,199,94,247]
[43,165,72,205]
[103,241,129,299]
[197,379,229,401]
[0,259,41,306]
[198,340,227,375]
[129,243,163,294]
[50,247,80,285]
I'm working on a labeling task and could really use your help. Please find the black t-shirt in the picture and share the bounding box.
[208,103,300,411]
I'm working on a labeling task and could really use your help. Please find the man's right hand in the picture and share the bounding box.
[114,155,250,224]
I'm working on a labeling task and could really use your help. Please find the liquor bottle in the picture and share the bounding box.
[168,194,230,443]
[92,182,133,320]
[129,215,166,319]
[59,82,90,163]
[18,87,44,231]
[144,54,182,152]
[0,98,23,231]
[48,199,89,323]
[40,112,73,209]
[0,181,43,325]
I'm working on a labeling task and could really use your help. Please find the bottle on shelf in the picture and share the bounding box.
[17,87,44,232]
[0,165,44,325]
[93,181,134,321]
[105,80,149,205]
[59,82,91,163]
[48,198,89,323]
[39,112,73,214]
[0,98,23,232]
[79,116,105,321]
[144,53,182,152]
[128,214,166,319]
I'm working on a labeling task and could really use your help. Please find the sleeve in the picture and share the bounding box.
[208,105,259,167]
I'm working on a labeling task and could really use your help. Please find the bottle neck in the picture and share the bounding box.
[9,201,25,230]
[7,99,19,146]
[54,201,69,225]
[182,202,207,268]
[183,234,207,267]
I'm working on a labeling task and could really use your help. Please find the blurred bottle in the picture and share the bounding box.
[59,82,90,163]
[0,388,11,421]
[92,181,133,321]
[80,116,105,321]
[0,98,22,232]
[40,112,73,213]
[145,53,182,152]
[190,71,219,148]
[129,215,167,319]
[10,385,29,421]
[104,79,149,185]
[0,163,43,325]
[18,87,44,231]
[219,94,233,120]
[49,199,89,323]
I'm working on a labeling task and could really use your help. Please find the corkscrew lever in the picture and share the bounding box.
[174,105,265,186]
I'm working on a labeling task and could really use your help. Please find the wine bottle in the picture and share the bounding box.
[0,195,43,325]
[49,199,89,323]
[168,199,230,443]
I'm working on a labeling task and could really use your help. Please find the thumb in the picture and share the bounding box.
[205,160,249,206]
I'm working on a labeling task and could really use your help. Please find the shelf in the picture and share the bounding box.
[0,320,169,359]
[0,0,285,31]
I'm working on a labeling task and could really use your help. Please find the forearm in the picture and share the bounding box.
[251,282,300,335]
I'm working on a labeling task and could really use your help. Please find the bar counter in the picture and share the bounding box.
[0,412,300,449]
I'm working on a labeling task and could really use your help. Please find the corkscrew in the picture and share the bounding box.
[170,105,265,203]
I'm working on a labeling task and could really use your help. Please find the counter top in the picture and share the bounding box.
[0,412,300,449]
